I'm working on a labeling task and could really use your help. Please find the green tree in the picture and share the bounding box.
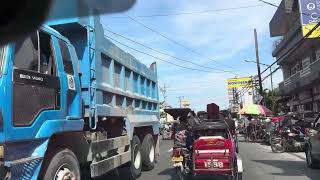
[263,88,278,114]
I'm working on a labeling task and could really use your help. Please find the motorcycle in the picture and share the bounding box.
[172,145,192,180]
[270,128,285,153]
[283,125,306,151]
[271,125,305,153]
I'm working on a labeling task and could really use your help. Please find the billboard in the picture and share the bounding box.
[299,0,320,38]
[227,77,253,89]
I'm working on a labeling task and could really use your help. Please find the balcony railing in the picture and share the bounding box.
[279,59,320,95]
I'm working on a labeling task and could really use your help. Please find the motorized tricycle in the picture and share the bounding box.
[171,120,243,180]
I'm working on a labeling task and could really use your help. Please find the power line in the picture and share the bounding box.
[105,35,225,73]
[262,66,281,81]
[125,15,246,74]
[257,0,278,8]
[257,0,310,17]
[261,21,320,75]
[110,4,266,18]
[103,26,236,74]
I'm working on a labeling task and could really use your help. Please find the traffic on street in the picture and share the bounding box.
[2,0,320,180]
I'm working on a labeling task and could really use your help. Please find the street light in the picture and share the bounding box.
[244,59,274,91]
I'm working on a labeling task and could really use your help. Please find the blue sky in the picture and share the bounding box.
[101,0,283,111]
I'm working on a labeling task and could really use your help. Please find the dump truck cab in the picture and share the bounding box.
[0,26,84,179]
[0,15,160,179]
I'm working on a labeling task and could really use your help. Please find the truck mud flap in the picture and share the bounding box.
[88,136,131,178]
[90,136,130,155]
[90,150,131,178]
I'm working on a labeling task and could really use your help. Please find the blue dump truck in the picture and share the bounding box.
[0,16,160,179]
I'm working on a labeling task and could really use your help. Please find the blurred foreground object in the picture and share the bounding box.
[0,0,135,44]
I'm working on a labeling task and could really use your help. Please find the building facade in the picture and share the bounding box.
[270,0,320,119]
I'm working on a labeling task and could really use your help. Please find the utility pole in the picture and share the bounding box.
[177,96,184,108]
[160,84,168,123]
[254,29,264,104]
[160,84,168,107]
[269,67,274,91]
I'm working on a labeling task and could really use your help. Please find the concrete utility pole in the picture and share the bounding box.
[254,29,264,104]
[177,96,184,108]
[160,84,167,106]
[160,84,168,123]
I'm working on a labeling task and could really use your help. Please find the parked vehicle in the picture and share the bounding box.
[271,118,306,153]
[282,125,306,151]
[0,16,160,179]
[305,113,320,169]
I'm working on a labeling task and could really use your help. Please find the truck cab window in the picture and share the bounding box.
[14,31,56,76]
[59,40,74,75]
[39,32,56,76]
[14,32,39,71]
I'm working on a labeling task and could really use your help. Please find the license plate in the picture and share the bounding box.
[172,156,184,162]
[206,161,224,168]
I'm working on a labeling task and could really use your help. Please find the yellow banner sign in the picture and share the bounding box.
[299,0,320,38]
[302,24,320,38]
[227,77,253,89]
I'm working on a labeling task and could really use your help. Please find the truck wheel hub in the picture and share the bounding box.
[149,145,155,163]
[133,145,141,169]
[55,166,76,180]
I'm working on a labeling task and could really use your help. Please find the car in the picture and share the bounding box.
[305,113,320,168]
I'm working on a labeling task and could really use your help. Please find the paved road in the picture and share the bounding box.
[97,136,320,180]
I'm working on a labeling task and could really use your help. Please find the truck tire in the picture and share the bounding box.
[306,146,320,169]
[42,149,80,180]
[119,135,142,180]
[141,134,155,170]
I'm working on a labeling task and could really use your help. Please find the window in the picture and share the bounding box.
[301,57,310,69]
[14,32,39,72]
[59,40,74,75]
[39,32,56,75]
[290,62,300,75]
[316,49,320,61]
[304,102,313,111]
[14,31,56,76]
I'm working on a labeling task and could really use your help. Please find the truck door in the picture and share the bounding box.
[9,30,61,139]
[56,40,77,117]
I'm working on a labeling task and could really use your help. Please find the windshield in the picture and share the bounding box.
[4,1,320,180]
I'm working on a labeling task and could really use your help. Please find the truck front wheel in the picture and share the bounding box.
[119,135,142,180]
[141,134,155,170]
[42,149,80,180]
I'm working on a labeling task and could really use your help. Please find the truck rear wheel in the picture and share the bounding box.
[42,149,80,180]
[119,135,142,180]
[141,134,155,170]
